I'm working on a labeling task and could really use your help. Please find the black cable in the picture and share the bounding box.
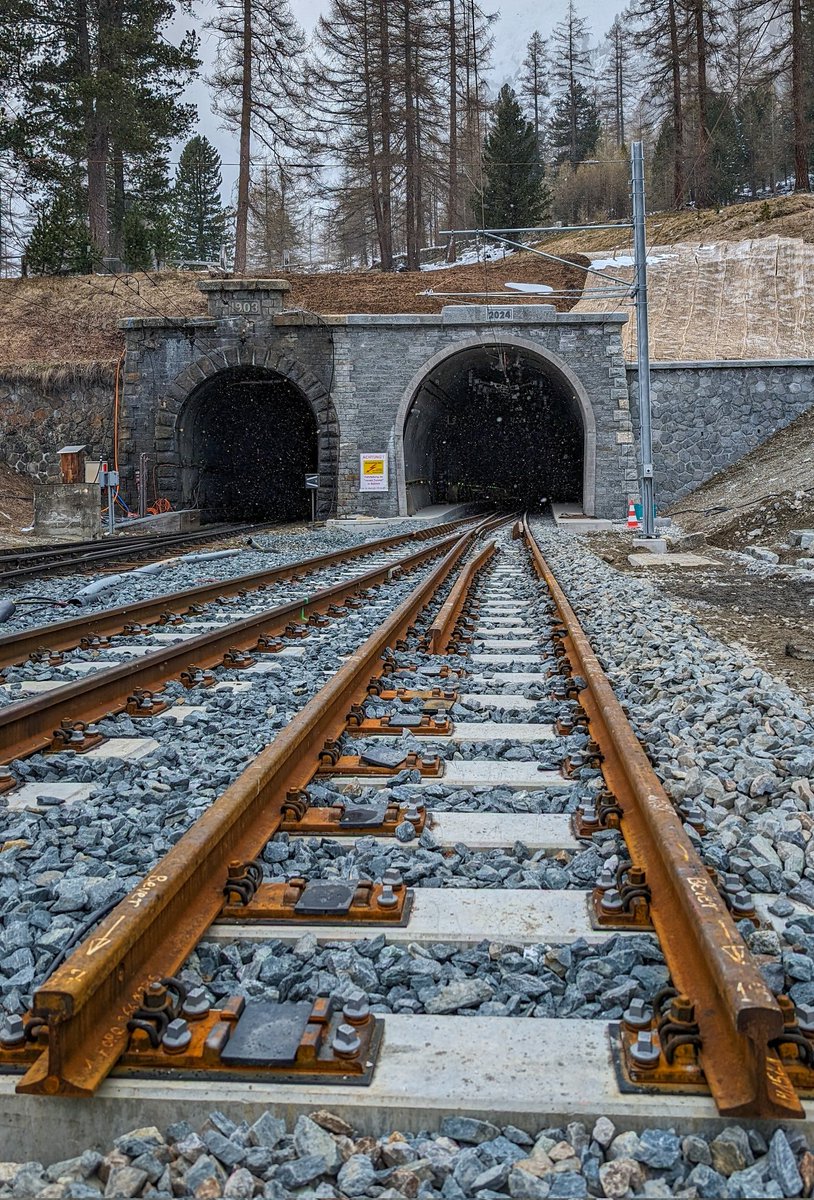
[37,894,125,985]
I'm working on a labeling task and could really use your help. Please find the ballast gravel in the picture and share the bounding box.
[0,518,454,636]
[529,523,814,894]
[0,564,460,1014]
[1,1108,812,1198]
[183,932,667,1020]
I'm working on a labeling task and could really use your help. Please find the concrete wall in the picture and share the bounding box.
[0,370,113,483]
[626,360,814,507]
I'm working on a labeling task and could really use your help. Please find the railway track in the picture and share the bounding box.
[0,521,278,586]
[1,513,814,1168]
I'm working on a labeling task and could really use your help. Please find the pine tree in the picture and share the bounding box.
[0,0,199,255]
[25,190,93,275]
[475,84,550,229]
[207,0,307,272]
[549,81,601,167]
[548,1,599,168]
[519,31,548,151]
[172,137,228,262]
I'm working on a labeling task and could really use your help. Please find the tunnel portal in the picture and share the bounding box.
[178,367,319,522]
[402,344,585,513]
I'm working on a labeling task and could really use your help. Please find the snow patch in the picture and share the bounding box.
[504,281,553,293]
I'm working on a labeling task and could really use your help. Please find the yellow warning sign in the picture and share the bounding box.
[359,453,389,492]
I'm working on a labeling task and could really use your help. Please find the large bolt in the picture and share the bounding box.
[143,982,168,1010]
[182,988,211,1021]
[600,888,624,914]
[628,1030,661,1068]
[595,867,616,893]
[342,992,370,1025]
[332,1023,361,1058]
[162,1018,192,1054]
[623,998,653,1031]
[376,884,398,909]
[382,869,404,889]
[729,890,756,918]
[669,995,695,1025]
[404,806,423,824]
[0,1014,26,1049]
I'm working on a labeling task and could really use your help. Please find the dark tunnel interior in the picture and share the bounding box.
[403,345,585,513]
[179,367,318,522]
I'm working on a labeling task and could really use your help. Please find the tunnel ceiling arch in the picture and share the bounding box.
[178,365,329,522]
[399,341,595,515]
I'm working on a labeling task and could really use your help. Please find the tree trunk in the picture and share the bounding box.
[111,146,125,260]
[363,1,388,269]
[233,0,252,274]
[692,0,710,207]
[379,0,394,268]
[446,0,458,242]
[78,0,109,255]
[668,0,684,209]
[404,2,419,269]
[791,0,810,191]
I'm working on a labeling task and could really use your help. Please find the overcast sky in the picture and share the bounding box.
[173,0,623,198]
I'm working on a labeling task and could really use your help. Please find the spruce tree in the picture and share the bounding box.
[172,137,228,262]
[548,81,601,167]
[25,191,93,275]
[475,85,550,229]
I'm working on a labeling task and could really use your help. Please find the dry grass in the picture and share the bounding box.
[0,255,585,372]
[535,193,814,258]
[1,194,813,372]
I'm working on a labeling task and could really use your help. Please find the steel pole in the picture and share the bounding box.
[632,142,656,538]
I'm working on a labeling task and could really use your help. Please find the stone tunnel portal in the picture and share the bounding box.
[402,344,587,514]
[178,366,319,522]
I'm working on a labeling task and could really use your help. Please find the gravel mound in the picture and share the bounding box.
[2,1109,811,1198]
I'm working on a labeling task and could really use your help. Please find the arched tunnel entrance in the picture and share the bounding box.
[178,366,320,522]
[401,343,589,514]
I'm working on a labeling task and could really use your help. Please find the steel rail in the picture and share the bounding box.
[17,524,482,1095]
[0,517,477,672]
[0,529,469,764]
[0,523,261,584]
[521,516,801,1119]
[427,540,496,653]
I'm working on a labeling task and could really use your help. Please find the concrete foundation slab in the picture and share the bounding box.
[475,627,534,636]
[295,813,577,852]
[459,693,539,711]
[56,661,124,674]
[158,706,209,722]
[84,738,161,761]
[477,639,539,650]
[472,653,546,665]
[1,680,66,696]
[331,763,570,790]
[5,781,96,812]
[0,1015,771,1165]
[470,672,550,686]
[448,721,554,741]
[212,886,592,948]
[212,681,253,693]
[627,552,719,568]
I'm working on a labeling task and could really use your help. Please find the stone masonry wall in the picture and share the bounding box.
[119,306,634,521]
[626,360,814,508]
[0,371,114,483]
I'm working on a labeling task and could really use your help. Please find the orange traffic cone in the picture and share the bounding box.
[627,500,639,530]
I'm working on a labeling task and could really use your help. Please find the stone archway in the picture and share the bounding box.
[158,347,340,520]
[393,335,598,516]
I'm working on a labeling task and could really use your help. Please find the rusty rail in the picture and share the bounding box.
[427,540,496,653]
[17,525,482,1096]
[0,529,475,764]
[521,515,801,1119]
[0,517,478,671]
